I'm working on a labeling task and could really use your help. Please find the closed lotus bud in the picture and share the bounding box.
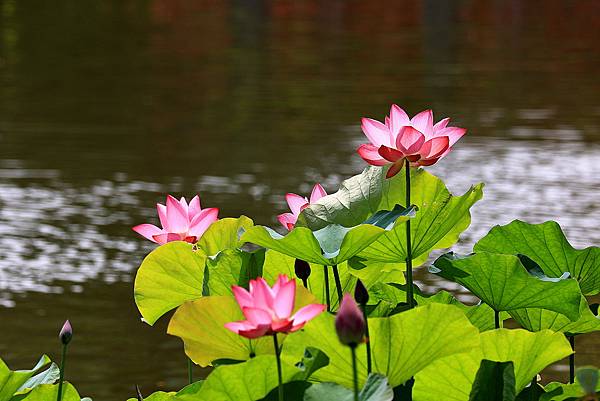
[59,320,73,345]
[294,259,311,281]
[354,279,369,305]
[335,294,365,347]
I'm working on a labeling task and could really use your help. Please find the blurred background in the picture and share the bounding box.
[0,0,599,399]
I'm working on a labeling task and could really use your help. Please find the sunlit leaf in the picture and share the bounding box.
[168,285,320,367]
[431,252,582,320]
[198,355,321,401]
[0,355,51,401]
[413,329,573,401]
[134,241,206,325]
[282,303,479,388]
[10,382,81,401]
[299,165,483,265]
[509,297,600,335]
[474,220,600,295]
[198,216,254,257]
[241,223,387,266]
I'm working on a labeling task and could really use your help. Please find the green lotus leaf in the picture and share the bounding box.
[198,216,254,257]
[11,382,82,401]
[474,220,600,295]
[367,283,496,330]
[304,374,394,401]
[197,352,327,401]
[204,248,265,296]
[413,329,573,401]
[241,223,388,266]
[14,363,60,396]
[282,303,479,388]
[415,290,496,332]
[510,298,600,335]
[167,295,274,366]
[541,378,600,401]
[0,355,51,401]
[469,360,516,401]
[431,252,582,320]
[134,241,206,325]
[167,285,320,367]
[299,165,483,265]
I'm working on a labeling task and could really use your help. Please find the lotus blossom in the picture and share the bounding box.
[357,104,466,178]
[225,275,326,339]
[132,195,219,245]
[277,183,327,231]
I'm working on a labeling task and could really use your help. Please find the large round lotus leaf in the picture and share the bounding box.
[241,223,388,266]
[474,220,600,295]
[0,355,52,401]
[12,382,82,401]
[298,165,483,265]
[413,329,573,401]
[282,303,479,388]
[509,297,600,336]
[167,284,321,367]
[134,241,206,325]
[431,252,582,320]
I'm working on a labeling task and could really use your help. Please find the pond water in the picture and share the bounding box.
[1,1,599,399]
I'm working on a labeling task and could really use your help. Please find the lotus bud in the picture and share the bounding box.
[294,259,311,281]
[335,294,365,347]
[59,320,73,345]
[354,279,369,305]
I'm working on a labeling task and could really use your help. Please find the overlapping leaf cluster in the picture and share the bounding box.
[130,164,599,401]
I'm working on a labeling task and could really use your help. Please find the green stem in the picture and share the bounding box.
[405,160,414,309]
[332,265,344,308]
[351,346,359,401]
[323,266,331,312]
[360,304,372,374]
[187,357,193,384]
[273,334,284,401]
[568,335,575,384]
[56,344,68,401]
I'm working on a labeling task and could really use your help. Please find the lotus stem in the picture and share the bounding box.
[273,334,284,401]
[351,345,359,401]
[568,335,575,383]
[332,265,344,308]
[324,266,331,312]
[405,159,414,309]
[360,304,372,374]
[187,357,193,384]
[494,310,501,329]
[56,343,68,401]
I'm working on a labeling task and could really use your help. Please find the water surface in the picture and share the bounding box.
[1,1,599,399]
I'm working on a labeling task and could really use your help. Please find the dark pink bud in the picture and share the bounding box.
[59,320,73,345]
[294,259,311,281]
[354,279,369,305]
[335,294,365,347]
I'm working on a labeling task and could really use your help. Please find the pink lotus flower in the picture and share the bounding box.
[132,195,219,245]
[225,275,326,339]
[277,184,327,231]
[357,104,466,178]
